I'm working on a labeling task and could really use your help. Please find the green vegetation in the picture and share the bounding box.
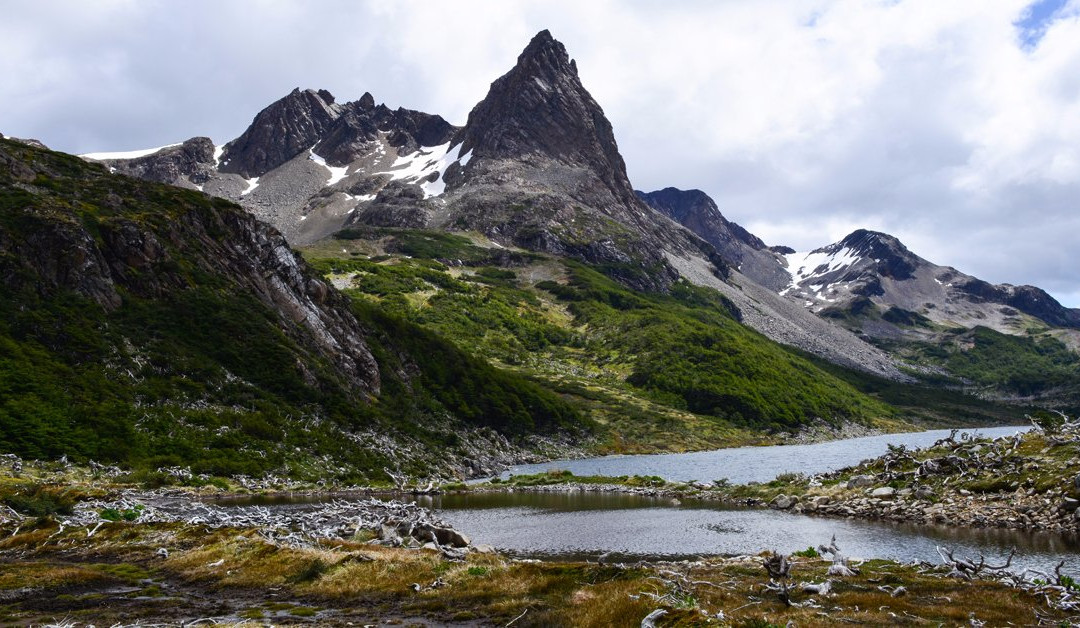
[873,326,1080,412]
[309,233,899,446]
[1,484,75,517]
[493,469,668,488]
[0,138,584,480]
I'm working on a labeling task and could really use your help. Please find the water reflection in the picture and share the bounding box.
[426,492,1079,573]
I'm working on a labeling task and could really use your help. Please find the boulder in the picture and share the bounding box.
[414,523,471,548]
[871,487,896,499]
[1063,497,1080,513]
[847,475,876,489]
[771,494,797,510]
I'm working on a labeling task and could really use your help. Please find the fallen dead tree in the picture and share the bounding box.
[28,491,472,556]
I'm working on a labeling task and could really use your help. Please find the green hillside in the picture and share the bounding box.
[303,227,905,452]
[0,138,584,481]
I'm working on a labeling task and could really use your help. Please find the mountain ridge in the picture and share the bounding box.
[782,227,1080,337]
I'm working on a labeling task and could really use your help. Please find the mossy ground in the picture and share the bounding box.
[0,517,1067,627]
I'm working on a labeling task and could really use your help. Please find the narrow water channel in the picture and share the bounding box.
[502,426,1030,484]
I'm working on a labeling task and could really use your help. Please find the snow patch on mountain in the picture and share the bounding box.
[782,246,862,295]
[308,149,349,185]
[376,142,472,198]
[240,176,260,196]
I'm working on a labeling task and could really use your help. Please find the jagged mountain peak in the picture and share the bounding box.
[453,30,632,202]
[220,87,344,178]
[637,187,765,249]
[516,28,577,77]
[831,229,911,259]
[789,228,921,289]
[636,187,790,290]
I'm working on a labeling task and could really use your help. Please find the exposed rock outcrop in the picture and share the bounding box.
[637,187,790,290]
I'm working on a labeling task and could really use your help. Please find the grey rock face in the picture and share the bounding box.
[315,102,456,166]
[453,30,636,208]
[434,30,725,293]
[102,136,216,184]
[220,88,343,178]
[637,187,790,290]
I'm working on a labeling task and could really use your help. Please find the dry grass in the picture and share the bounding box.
[0,517,1071,627]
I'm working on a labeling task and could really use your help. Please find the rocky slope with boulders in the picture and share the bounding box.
[759,419,1080,533]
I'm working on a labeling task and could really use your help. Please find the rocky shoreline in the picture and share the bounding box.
[475,423,1080,536]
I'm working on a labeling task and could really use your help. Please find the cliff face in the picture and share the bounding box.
[1,137,380,396]
[425,30,723,293]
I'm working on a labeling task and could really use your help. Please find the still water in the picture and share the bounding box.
[225,426,1080,572]
[413,491,1079,574]
[501,426,1030,484]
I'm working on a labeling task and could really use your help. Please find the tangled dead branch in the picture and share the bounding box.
[936,546,1016,581]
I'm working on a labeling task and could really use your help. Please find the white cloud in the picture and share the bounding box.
[1,0,1077,306]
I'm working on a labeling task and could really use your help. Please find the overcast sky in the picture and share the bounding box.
[3,0,1079,306]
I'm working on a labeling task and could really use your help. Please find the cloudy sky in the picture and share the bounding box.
[3,0,1079,306]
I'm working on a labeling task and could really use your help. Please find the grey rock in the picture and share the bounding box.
[100,136,216,184]
[870,487,896,499]
[847,475,876,489]
[637,187,790,290]
[771,494,797,510]
[220,88,343,178]
[1062,498,1080,513]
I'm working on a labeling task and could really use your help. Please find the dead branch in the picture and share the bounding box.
[818,535,859,577]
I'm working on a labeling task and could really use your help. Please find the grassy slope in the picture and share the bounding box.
[0,139,584,480]
[823,298,1080,412]
[304,228,919,453]
[872,326,1080,412]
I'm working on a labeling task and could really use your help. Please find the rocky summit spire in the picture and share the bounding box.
[219,88,342,178]
[454,30,636,205]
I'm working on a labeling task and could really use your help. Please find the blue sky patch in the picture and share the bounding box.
[1015,0,1069,49]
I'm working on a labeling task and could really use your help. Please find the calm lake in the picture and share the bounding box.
[229,426,1080,572]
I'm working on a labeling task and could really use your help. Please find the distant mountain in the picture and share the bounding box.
[636,187,790,290]
[781,229,1080,339]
